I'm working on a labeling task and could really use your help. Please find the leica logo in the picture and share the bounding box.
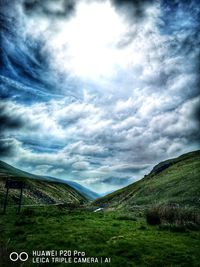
[9,252,29,262]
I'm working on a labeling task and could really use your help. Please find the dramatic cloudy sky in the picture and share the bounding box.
[0,0,199,193]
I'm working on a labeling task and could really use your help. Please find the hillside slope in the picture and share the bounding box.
[94,150,200,209]
[43,176,99,200]
[0,161,88,206]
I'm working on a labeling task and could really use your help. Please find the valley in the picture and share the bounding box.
[0,150,200,266]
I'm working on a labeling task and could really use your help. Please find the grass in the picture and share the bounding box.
[0,206,200,267]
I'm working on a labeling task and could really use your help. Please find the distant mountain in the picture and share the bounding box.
[43,176,99,200]
[98,190,115,197]
[94,150,200,209]
[63,180,99,200]
[0,160,90,206]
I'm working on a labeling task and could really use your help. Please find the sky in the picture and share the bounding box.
[0,0,199,193]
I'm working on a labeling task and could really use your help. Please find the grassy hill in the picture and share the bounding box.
[43,176,99,200]
[0,161,88,207]
[94,150,200,209]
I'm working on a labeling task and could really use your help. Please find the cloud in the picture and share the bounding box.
[0,138,22,157]
[0,0,199,193]
[149,97,200,141]
[64,141,106,156]
[22,0,76,18]
[1,89,199,193]
[101,176,131,186]
[72,161,89,171]
[99,163,150,173]
[0,103,24,132]
[111,0,156,22]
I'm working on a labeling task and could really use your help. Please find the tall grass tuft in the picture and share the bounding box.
[146,205,200,231]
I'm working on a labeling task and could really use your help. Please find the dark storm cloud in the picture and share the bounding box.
[0,138,19,157]
[192,101,200,123]
[0,0,78,102]
[22,0,156,21]
[22,0,76,18]
[0,103,24,132]
[111,0,154,21]
[0,140,13,157]
[159,0,200,100]
[0,103,24,156]
[0,10,54,101]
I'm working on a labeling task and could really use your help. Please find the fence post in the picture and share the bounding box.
[3,186,9,214]
[17,186,23,214]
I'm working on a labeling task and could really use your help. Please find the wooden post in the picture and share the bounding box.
[17,186,23,214]
[3,179,25,214]
[3,186,9,214]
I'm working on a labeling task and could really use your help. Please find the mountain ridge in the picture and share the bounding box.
[0,160,99,200]
[93,150,200,209]
[0,160,90,206]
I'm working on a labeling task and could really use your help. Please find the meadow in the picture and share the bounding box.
[0,205,200,267]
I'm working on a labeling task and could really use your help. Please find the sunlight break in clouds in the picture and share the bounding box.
[50,1,128,79]
[23,0,159,84]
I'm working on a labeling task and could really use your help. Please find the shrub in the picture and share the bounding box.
[146,207,161,225]
[146,205,200,230]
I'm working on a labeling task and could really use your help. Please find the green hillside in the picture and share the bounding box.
[0,161,87,207]
[94,150,200,209]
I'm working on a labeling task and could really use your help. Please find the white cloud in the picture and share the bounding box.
[72,161,89,171]
[64,141,105,156]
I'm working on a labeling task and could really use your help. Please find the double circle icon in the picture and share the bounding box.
[9,252,29,262]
